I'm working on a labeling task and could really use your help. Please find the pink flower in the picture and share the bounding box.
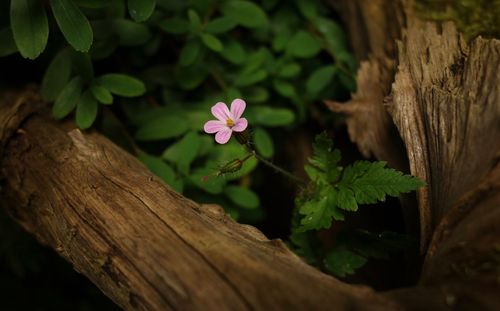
[204,99,248,144]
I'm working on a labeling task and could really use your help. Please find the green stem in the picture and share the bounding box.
[251,151,307,185]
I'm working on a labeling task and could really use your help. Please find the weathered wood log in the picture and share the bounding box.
[0,88,397,310]
[328,0,500,251]
[0,0,499,310]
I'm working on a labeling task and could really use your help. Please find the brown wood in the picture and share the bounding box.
[0,88,396,310]
[0,0,499,310]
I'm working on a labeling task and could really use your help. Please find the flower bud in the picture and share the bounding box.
[218,158,243,176]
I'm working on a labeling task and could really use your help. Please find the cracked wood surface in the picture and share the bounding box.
[0,89,396,310]
[329,0,500,251]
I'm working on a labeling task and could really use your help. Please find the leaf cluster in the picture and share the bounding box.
[290,133,425,277]
[0,0,357,221]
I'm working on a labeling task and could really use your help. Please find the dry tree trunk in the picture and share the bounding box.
[0,0,499,310]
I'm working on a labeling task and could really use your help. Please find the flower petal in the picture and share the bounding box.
[204,120,226,134]
[215,129,232,144]
[230,98,246,119]
[211,102,232,122]
[232,118,248,132]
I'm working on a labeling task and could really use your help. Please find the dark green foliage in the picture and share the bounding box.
[290,133,424,277]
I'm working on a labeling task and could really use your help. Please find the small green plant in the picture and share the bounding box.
[290,133,425,277]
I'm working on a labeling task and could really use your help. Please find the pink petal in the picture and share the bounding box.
[215,129,232,144]
[232,118,248,132]
[204,120,227,133]
[230,99,246,119]
[211,102,232,122]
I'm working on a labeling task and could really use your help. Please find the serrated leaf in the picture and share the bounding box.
[97,74,146,97]
[221,1,269,29]
[76,90,98,129]
[10,0,49,59]
[225,185,260,209]
[179,40,201,66]
[41,49,72,101]
[52,77,83,120]
[158,18,190,34]
[162,131,200,174]
[128,0,156,22]
[200,33,223,52]
[340,161,425,205]
[253,128,274,158]
[308,132,342,183]
[324,248,367,277]
[298,189,343,231]
[138,153,183,193]
[306,65,336,95]
[113,19,151,46]
[286,31,321,58]
[205,17,237,34]
[0,28,18,57]
[90,85,113,105]
[135,115,188,141]
[51,0,93,52]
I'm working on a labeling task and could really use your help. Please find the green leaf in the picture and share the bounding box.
[298,188,343,231]
[295,0,317,19]
[247,106,295,127]
[306,65,336,95]
[113,19,151,46]
[179,40,201,66]
[221,39,246,64]
[307,132,342,183]
[253,128,274,158]
[0,28,18,57]
[339,161,426,205]
[70,50,94,82]
[235,70,267,87]
[76,90,98,130]
[277,63,301,78]
[158,18,190,34]
[187,9,201,31]
[135,115,189,141]
[138,153,183,193]
[286,31,321,58]
[221,1,269,28]
[74,0,110,8]
[273,80,296,98]
[200,33,223,52]
[205,17,237,34]
[51,0,93,52]
[324,248,367,277]
[41,49,72,101]
[90,85,113,105]
[128,0,156,22]
[162,131,200,174]
[190,167,226,194]
[225,185,260,209]
[52,77,83,120]
[10,0,49,59]
[97,74,146,97]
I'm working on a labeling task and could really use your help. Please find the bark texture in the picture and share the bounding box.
[0,0,499,310]
[0,88,396,310]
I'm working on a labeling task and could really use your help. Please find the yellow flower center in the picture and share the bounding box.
[226,119,235,127]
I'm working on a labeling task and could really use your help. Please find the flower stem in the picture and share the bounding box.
[251,151,307,185]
